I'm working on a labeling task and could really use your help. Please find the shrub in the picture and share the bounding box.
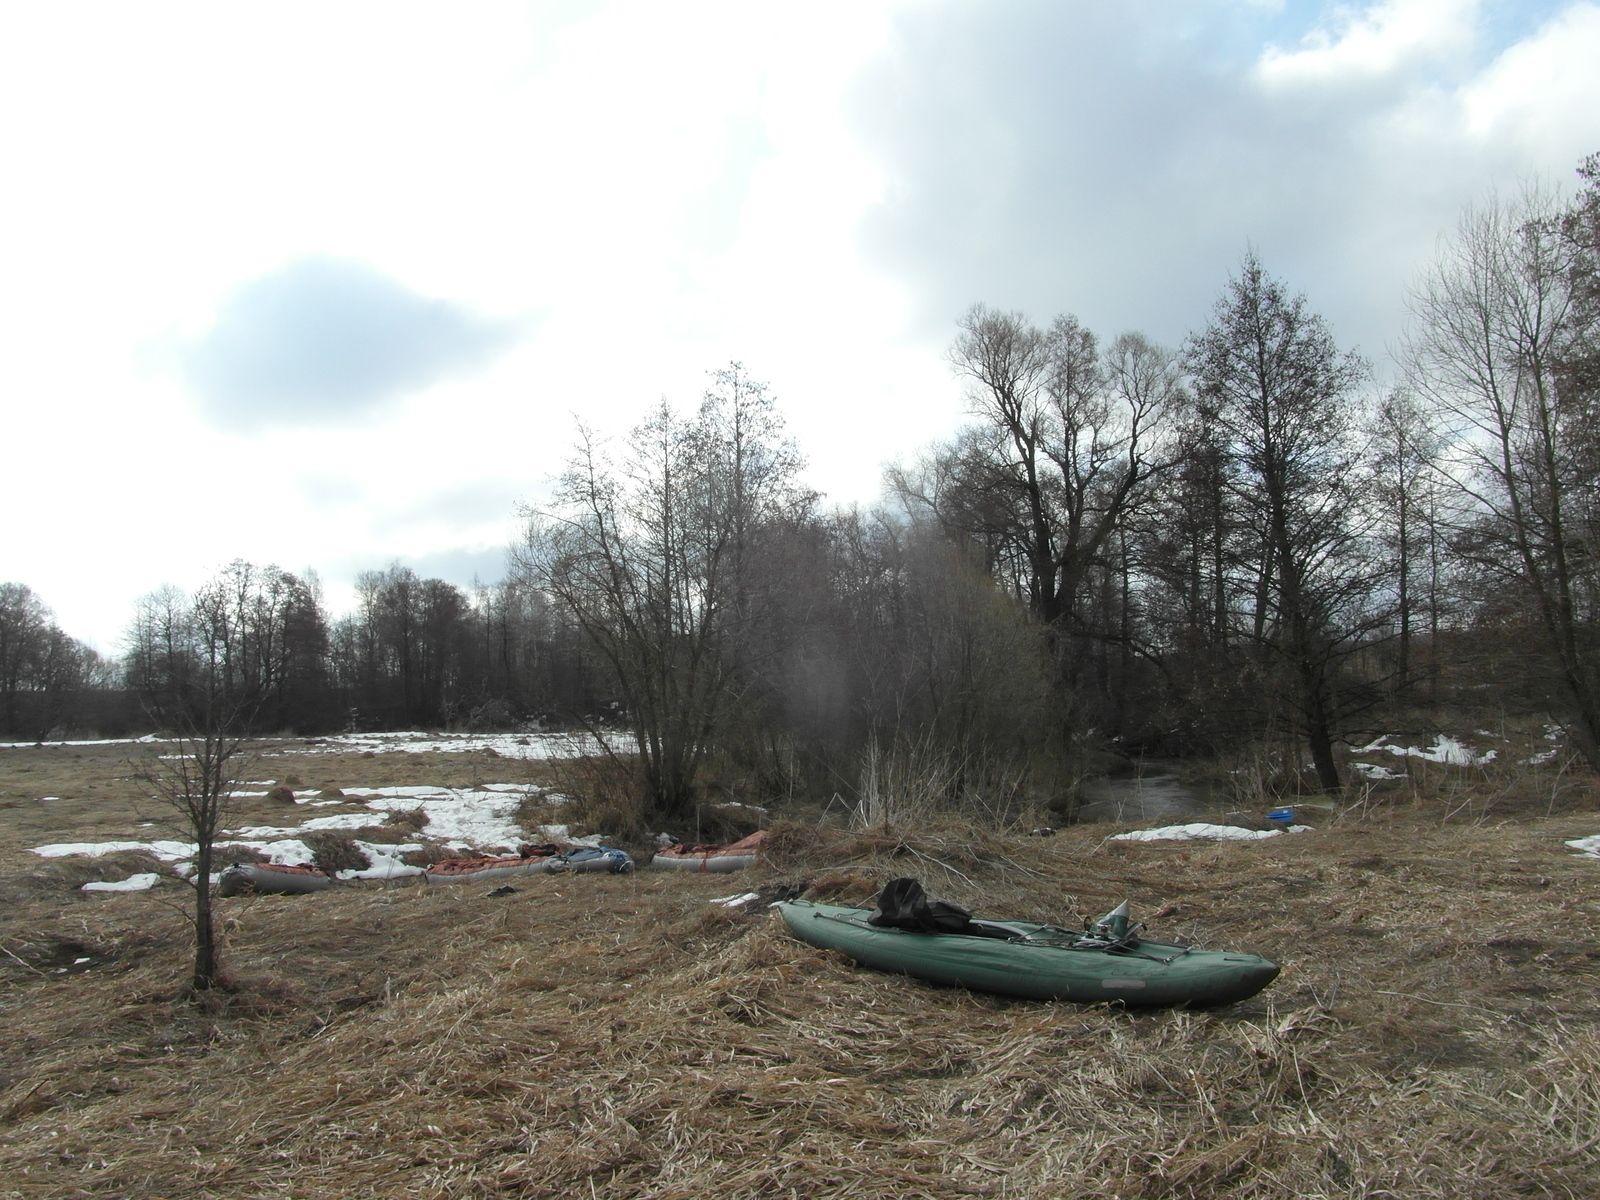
[214,843,270,864]
[299,831,371,875]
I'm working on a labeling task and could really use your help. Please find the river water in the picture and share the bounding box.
[1074,762,1217,824]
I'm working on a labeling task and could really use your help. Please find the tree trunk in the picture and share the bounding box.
[191,842,219,991]
[1300,668,1343,792]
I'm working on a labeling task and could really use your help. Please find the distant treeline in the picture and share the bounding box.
[0,564,600,742]
[4,158,1597,816]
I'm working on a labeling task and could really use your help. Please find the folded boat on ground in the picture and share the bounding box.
[649,830,765,873]
[425,842,634,881]
[550,846,634,874]
[775,877,1279,1008]
[217,862,334,897]
[425,843,564,883]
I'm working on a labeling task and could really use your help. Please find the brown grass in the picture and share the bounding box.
[2,739,1600,1196]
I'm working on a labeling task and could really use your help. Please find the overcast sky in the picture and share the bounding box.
[3,0,1598,649]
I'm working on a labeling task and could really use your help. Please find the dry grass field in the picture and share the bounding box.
[3,739,1600,1198]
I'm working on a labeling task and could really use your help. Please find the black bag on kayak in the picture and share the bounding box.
[868,877,972,934]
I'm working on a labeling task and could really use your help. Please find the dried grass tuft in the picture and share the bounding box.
[297,830,371,875]
[213,843,270,864]
[383,806,429,831]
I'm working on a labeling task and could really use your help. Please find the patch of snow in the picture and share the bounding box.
[82,873,161,892]
[36,775,568,874]
[340,785,456,798]
[224,812,375,839]
[1365,735,1496,767]
[1565,835,1600,859]
[338,842,424,880]
[276,731,618,760]
[710,892,762,907]
[237,839,317,866]
[362,789,529,850]
[1111,823,1313,843]
[1349,762,1407,781]
[1524,748,1560,766]
[32,840,194,861]
[0,735,169,748]
[535,823,603,848]
[38,835,320,873]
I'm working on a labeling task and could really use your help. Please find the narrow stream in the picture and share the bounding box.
[1074,761,1218,824]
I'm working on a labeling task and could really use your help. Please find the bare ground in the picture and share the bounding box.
[2,740,1600,1198]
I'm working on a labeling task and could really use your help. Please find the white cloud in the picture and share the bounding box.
[1258,0,1478,85]
[1460,2,1600,150]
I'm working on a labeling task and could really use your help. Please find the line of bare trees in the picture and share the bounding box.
[0,584,114,740]
[517,156,1600,814]
[8,155,1596,817]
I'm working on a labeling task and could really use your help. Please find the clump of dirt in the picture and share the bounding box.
[384,807,429,832]
[803,868,879,906]
[18,851,168,893]
[317,787,345,800]
[264,784,296,805]
[336,825,416,845]
[400,843,457,867]
[214,843,271,864]
[2,933,118,975]
[298,831,371,875]
[690,801,767,843]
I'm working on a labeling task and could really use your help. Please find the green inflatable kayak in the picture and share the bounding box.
[775,898,1279,1007]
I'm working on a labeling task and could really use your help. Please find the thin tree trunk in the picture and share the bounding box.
[191,842,218,991]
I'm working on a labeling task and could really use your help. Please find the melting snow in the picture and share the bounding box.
[33,840,195,861]
[340,842,424,879]
[1349,762,1407,781]
[1359,735,1496,766]
[278,732,617,759]
[1112,823,1313,843]
[711,892,762,907]
[534,823,603,848]
[1565,835,1600,859]
[32,777,587,873]
[0,734,172,748]
[82,873,161,892]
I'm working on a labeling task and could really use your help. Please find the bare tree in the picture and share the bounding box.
[517,365,802,819]
[127,571,267,991]
[1186,255,1376,790]
[924,307,1179,635]
[139,688,254,992]
[1370,389,1446,691]
[1405,186,1600,763]
[0,582,106,739]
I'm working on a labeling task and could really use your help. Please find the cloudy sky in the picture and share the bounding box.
[3,0,1598,649]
